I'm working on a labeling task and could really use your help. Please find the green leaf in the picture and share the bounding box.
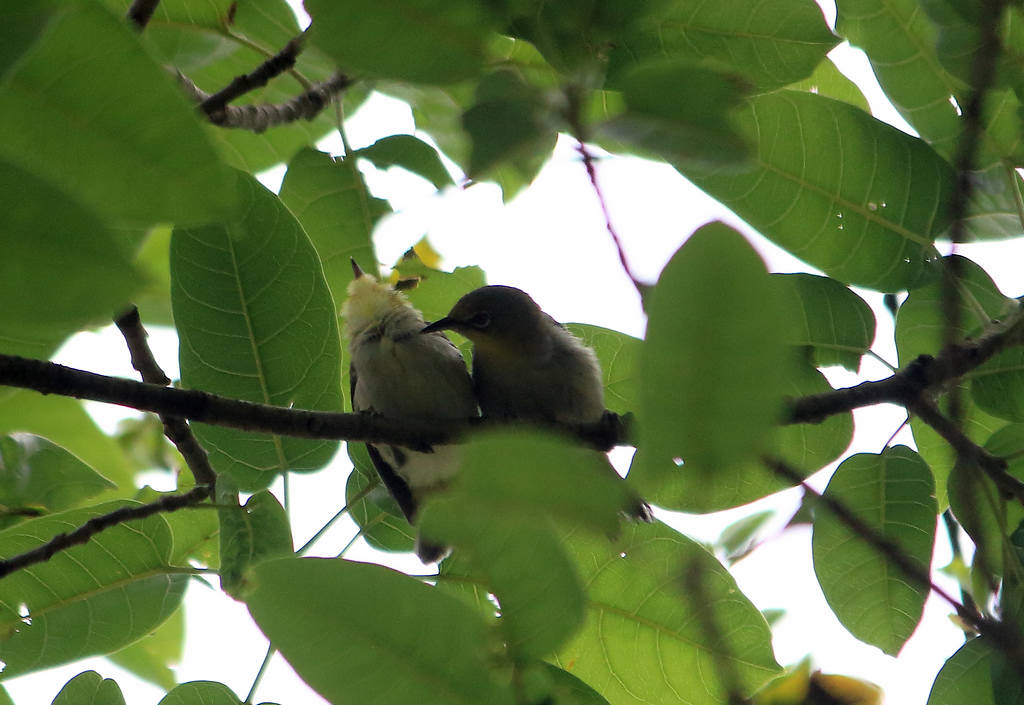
[0,503,187,679]
[158,681,242,705]
[566,325,642,415]
[218,487,294,598]
[811,446,936,655]
[637,222,793,479]
[539,664,613,705]
[837,0,962,158]
[245,557,516,705]
[554,522,781,704]
[107,606,184,691]
[683,92,953,292]
[0,3,56,78]
[786,56,871,113]
[973,348,1024,421]
[430,430,640,538]
[632,361,851,512]
[462,69,557,181]
[606,0,839,92]
[895,255,1016,504]
[0,160,142,359]
[0,1,235,226]
[926,638,994,705]
[172,169,343,491]
[355,135,455,190]
[279,148,389,308]
[770,273,876,371]
[717,510,776,563]
[599,61,751,168]
[895,256,1015,365]
[0,434,115,527]
[0,391,133,492]
[421,500,586,659]
[51,671,126,705]
[948,459,1005,582]
[307,0,493,84]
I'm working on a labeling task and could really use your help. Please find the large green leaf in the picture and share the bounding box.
[605,0,839,92]
[108,606,184,691]
[172,170,343,491]
[0,160,142,359]
[218,487,293,598]
[0,434,115,528]
[632,362,851,513]
[972,347,1024,422]
[51,671,126,705]
[637,222,793,481]
[684,91,953,292]
[812,446,936,655]
[836,0,962,157]
[770,273,876,371]
[926,638,994,705]
[306,0,493,84]
[554,522,781,705]
[0,504,187,679]
[598,61,751,169]
[0,1,235,226]
[245,557,516,705]
[278,147,387,306]
[567,325,642,415]
[0,391,133,492]
[354,135,455,190]
[158,681,242,705]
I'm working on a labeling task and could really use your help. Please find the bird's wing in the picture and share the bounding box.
[350,362,419,522]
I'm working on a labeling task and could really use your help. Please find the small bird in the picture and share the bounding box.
[342,260,478,562]
[422,285,652,521]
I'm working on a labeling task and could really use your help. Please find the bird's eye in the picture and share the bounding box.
[469,311,492,329]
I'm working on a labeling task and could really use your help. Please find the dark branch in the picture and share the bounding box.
[179,71,352,132]
[114,307,217,488]
[126,0,161,30]
[788,304,1024,424]
[199,35,306,117]
[0,486,210,579]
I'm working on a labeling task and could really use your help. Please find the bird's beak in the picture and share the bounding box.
[421,317,455,334]
[350,258,364,279]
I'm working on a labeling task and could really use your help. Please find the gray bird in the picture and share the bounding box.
[342,260,479,562]
[422,285,652,521]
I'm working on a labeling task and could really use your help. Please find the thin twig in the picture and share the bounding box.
[178,71,352,132]
[0,486,211,579]
[562,84,646,297]
[126,0,161,30]
[200,35,306,117]
[906,396,1024,504]
[115,307,216,487]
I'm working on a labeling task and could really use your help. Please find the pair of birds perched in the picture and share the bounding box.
[342,260,650,562]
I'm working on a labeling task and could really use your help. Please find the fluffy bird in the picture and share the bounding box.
[342,260,478,562]
[422,285,652,520]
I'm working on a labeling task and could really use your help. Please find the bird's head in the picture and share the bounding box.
[342,258,421,337]
[422,285,546,355]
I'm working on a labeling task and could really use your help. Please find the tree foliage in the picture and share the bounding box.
[1,0,1023,704]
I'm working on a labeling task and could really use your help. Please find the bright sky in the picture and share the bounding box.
[9,1,1024,703]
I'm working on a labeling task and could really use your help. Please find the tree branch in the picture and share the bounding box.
[0,486,210,579]
[199,35,306,117]
[178,71,352,132]
[114,307,217,488]
[788,303,1024,424]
